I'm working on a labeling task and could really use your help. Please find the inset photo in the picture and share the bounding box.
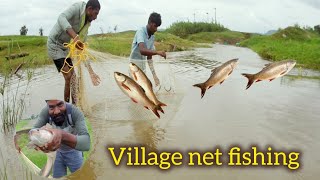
[14,100,93,178]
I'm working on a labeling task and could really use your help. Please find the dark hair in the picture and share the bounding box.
[86,0,101,10]
[148,12,162,27]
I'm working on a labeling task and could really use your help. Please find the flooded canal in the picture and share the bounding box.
[1,44,320,180]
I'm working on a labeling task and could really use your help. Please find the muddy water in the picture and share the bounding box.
[1,44,320,180]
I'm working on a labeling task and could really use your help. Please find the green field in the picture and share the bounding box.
[0,36,50,73]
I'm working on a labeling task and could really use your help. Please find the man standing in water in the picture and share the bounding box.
[47,0,101,105]
[130,12,166,86]
[15,99,91,178]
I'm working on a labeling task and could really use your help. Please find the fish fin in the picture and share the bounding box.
[280,70,287,75]
[269,78,275,82]
[208,85,213,89]
[131,98,138,103]
[157,101,167,107]
[256,79,262,82]
[122,84,131,91]
[193,83,207,99]
[155,105,165,114]
[228,70,233,75]
[241,73,255,90]
[151,107,161,119]
[220,80,225,85]
[144,106,149,110]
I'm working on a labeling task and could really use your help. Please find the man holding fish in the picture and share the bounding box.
[15,99,90,178]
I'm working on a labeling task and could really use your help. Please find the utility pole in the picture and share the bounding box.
[214,8,217,24]
[193,12,196,22]
[206,12,209,23]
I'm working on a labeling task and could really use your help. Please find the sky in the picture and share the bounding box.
[0,0,319,36]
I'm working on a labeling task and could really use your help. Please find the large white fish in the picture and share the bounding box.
[193,58,238,98]
[28,125,56,177]
[242,60,296,89]
[129,62,166,113]
[114,72,162,118]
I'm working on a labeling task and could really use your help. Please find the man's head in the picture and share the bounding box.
[86,0,101,22]
[46,99,66,126]
[147,12,162,35]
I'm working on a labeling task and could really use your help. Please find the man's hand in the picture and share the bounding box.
[40,128,63,152]
[156,51,167,59]
[90,72,101,86]
[73,35,84,50]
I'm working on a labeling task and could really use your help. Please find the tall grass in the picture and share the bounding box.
[240,26,320,70]
[1,64,34,132]
[166,21,228,38]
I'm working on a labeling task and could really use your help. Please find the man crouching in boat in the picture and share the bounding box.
[15,99,90,178]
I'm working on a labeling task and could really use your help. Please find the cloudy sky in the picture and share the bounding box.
[0,0,319,36]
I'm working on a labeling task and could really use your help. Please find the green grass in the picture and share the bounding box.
[240,26,320,70]
[88,31,201,56]
[166,21,228,38]
[187,31,250,44]
[88,31,135,56]
[15,119,30,131]
[16,118,93,173]
[0,35,50,74]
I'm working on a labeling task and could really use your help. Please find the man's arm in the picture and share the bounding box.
[72,105,91,151]
[57,3,81,41]
[138,43,166,59]
[33,107,50,128]
[84,61,101,86]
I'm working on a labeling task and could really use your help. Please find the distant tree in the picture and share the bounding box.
[314,25,320,34]
[114,25,118,33]
[20,25,28,35]
[39,27,44,36]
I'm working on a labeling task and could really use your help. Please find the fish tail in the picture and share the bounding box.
[193,83,207,99]
[242,73,255,90]
[155,104,165,114]
[151,107,161,119]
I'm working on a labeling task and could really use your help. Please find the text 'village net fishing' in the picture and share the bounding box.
[106,146,300,170]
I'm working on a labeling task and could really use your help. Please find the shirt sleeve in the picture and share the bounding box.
[71,105,91,151]
[58,3,79,31]
[33,107,49,128]
[135,29,145,44]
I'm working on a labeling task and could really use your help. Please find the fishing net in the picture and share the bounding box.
[75,51,184,126]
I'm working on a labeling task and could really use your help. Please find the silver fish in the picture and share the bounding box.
[28,126,56,177]
[193,58,238,98]
[242,60,296,89]
[114,72,162,118]
[129,62,166,113]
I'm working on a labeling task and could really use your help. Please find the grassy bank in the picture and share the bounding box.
[88,31,201,57]
[1,25,319,72]
[240,26,320,70]
[0,36,50,73]
[187,31,249,44]
[15,118,93,172]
